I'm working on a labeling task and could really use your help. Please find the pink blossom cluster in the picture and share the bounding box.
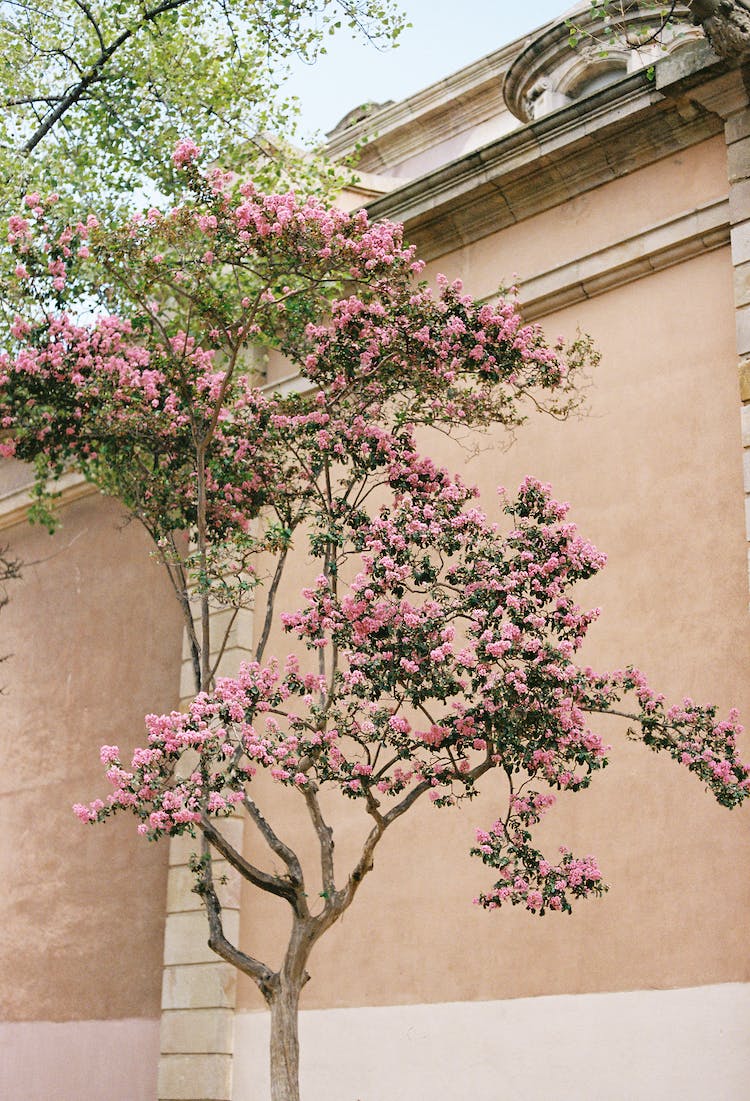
[71,465,749,907]
[72,661,304,838]
[300,280,577,430]
[470,790,606,914]
[172,138,202,167]
[473,837,605,915]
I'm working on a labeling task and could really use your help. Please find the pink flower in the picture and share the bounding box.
[172,138,201,167]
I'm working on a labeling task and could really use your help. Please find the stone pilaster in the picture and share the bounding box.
[724,95,750,587]
[158,604,253,1101]
[674,63,750,588]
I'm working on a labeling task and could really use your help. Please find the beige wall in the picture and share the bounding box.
[1,493,183,1091]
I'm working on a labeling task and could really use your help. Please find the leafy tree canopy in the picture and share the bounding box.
[0,0,405,210]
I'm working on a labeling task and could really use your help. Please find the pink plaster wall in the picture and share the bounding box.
[1,493,182,1024]
[0,1018,160,1101]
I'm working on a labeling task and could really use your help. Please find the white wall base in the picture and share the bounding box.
[233,983,750,1100]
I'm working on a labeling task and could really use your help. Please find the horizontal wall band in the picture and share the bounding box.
[519,197,729,319]
[0,470,95,532]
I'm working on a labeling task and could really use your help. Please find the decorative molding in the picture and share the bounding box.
[325,37,528,174]
[366,55,728,263]
[519,198,729,319]
[0,470,95,532]
[504,3,699,123]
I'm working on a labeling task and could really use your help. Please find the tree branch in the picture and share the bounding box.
[196,834,276,997]
[71,0,105,53]
[254,541,289,663]
[209,606,240,680]
[200,813,302,912]
[21,0,193,154]
[242,792,307,907]
[301,781,335,900]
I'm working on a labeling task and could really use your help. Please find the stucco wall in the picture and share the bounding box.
[0,492,183,1097]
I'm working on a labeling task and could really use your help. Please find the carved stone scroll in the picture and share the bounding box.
[692,0,750,59]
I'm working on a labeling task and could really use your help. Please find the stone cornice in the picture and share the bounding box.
[366,47,730,262]
[325,37,530,173]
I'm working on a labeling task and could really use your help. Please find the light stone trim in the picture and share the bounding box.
[520,198,730,319]
[679,67,750,588]
[161,1008,236,1056]
[729,134,750,581]
[325,36,529,169]
[164,910,241,967]
[0,470,95,532]
[159,592,251,1099]
[157,1052,233,1101]
[159,822,242,1101]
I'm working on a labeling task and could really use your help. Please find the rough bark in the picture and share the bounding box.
[269,979,303,1101]
[267,918,316,1101]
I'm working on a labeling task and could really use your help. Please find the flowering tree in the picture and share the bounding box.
[2,145,748,1100]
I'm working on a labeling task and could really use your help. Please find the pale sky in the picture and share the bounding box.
[284,1,571,141]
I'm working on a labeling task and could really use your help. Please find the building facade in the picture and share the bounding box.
[2,4,750,1099]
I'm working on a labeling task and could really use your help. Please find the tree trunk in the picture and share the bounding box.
[269,978,302,1101]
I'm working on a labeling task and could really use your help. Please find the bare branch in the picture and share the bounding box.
[254,541,289,663]
[300,782,335,900]
[200,814,302,912]
[242,792,307,904]
[195,444,212,692]
[209,606,240,680]
[196,834,276,997]
[151,533,201,694]
[71,0,105,53]
[3,95,66,107]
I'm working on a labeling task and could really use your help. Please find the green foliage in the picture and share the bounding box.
[0,0,407,327]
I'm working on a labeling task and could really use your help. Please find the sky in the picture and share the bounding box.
[284,0,571,141]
